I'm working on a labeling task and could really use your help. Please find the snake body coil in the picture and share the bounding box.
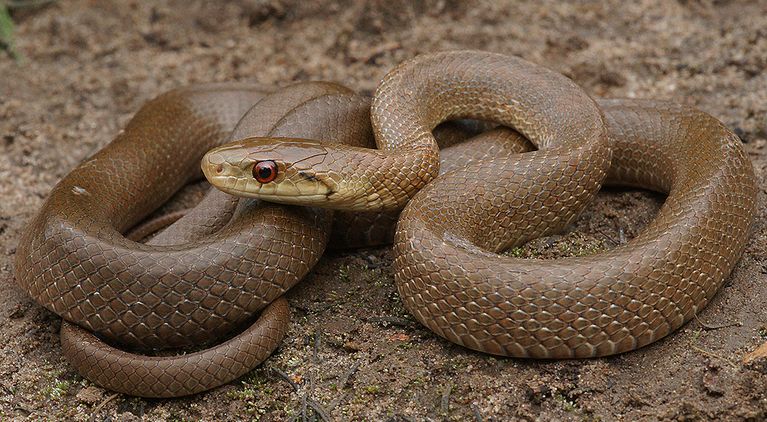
[205,51,757,358]
[14,82,378,397]
[394,98,756,357]
[15,51,757,397]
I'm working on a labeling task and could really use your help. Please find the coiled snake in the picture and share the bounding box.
[204,51,756,357]
[15,51,756,397]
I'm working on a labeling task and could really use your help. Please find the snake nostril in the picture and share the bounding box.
[215,164,223,174]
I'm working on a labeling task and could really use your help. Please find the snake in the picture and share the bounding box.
[15,50,757,397]
[13,81,388,397]
[14,76,507,397]
[203,50,757,359]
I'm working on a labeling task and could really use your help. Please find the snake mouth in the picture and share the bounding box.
[213,182,332,204]
[250,193,334,205]
[205,172,335,205]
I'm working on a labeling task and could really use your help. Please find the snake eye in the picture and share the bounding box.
[253,160,277,183]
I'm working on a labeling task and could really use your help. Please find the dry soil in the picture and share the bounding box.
[1,1,767,421]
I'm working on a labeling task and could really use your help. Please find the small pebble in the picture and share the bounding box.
[343,341,362,352]
[76,386,104,404]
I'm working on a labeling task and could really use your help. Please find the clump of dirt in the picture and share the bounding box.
[2,1,767,420]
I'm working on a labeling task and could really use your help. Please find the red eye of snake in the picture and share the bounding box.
[253,161,278,183]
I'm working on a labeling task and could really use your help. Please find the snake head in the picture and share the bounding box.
[202,137,339,203]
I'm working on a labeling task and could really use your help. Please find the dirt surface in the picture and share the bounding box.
[2,0,767,420]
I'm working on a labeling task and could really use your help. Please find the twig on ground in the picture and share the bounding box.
[471,404,484,422]
[694,313,742,331]
[13,406,31,417]
[88,393,119,422]
[440,384,452,414]
[595,227,620,246]
[338,359,362,390]
[313,330,321,364]
[327,393,348,412]
[270,367,300,392]
[326,361,361,417]
[691,345,737,368]
[306,398,331,421]
[272,367,330,421]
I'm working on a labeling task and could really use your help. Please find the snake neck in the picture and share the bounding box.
[319,143,440,211]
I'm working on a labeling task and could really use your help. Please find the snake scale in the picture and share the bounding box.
[15,51,756,397]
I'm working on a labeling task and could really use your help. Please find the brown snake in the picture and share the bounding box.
[15,50,756,397]
[204,51,757,358]
[14,82,384,397]
[14,77,499,397]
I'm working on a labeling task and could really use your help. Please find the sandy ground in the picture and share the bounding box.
[1,0,767,420]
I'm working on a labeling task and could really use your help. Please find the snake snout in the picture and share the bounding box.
[201,150,225,180]
[201,149,250,191]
